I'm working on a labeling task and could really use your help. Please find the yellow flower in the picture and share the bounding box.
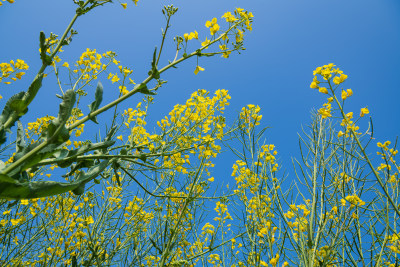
[205,18,217,28]
[62,62,69,68]
[210,24,220,35]
[221,11,238,22]
[85,216,94,225]
[121,3,127,9]
[310,81,318,89]
[117,135,123,141]
[111,74,120,83]
[318,87,328,94]
[184,33,189,42]
[341,89,353,100]
[208,177,214,182]
[3,210,11,215]
[123,68,132,76]
[119,85,129,95]
[201,37,211,47]
[132,0,139,6]
[189,31,198,40]
[318,103,332,119]
[333,73,348,85]
[360,107,369,117]
[15,72,25,79]
[337,131,345,138]
[269,254,279,266]
[235,29,244,43]
[347,88,353,96]
[194,65,205,75]
[11,218,20,226]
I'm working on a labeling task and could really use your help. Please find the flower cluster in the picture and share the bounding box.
[0,59,29,86]
[376,140,398,183]
[192,8,254,74]
[239,104,262,131]
[25,115,55,140]
[72,49,116,82]
[341,195,365,208]
[120,0,139,9]
[0,0,15,7]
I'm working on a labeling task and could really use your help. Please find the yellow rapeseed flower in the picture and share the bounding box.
[194,65,205,75]
[360,107,369,117]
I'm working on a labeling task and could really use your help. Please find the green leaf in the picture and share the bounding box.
[58,89,76,124]
[0,160,110,200]
[10,143,61,177]
[88,81,103,124]
[135,83,156,95]
[95,126,117,154]
[9,99,28,116]
[23,73,44,107]
[54,140,115,162]
[16,121,26,153]
[54,140,115,168]
[0,91,25,125]
[0,173,16,184]
[138,154,147,162]
[149,47,160,79]
[47,123,70,144]
[46,89,76,144]
[0,128,6,145]
[64,160,94,178]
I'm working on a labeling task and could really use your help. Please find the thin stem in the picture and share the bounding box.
[330,82,400,218]
[156,15,171,66]
[3,0,86,130]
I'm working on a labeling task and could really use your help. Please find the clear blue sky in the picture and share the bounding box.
[0,0,399,182]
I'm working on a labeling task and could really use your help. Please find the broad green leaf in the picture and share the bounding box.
[10,143,60,177]
[23,73,44,107]
[58,89,76,124]
[0,91,25,125]
[135,83,156,95]
[88,81,103,124]
[53,140,115,162]
[46,89,75,143]
[0,160,110,200]
[16,121,26,153]
[0,173,16,184]
[9,99,28,116]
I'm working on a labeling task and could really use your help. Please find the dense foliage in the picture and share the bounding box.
[0,1,399,266]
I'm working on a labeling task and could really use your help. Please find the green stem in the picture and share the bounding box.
[156,15,171,66]
[158,157,206,267]
[330,81,400,218]
[3,0,87,130]
[67,18,244,131]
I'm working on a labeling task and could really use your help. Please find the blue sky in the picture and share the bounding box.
[0,0,399,182]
